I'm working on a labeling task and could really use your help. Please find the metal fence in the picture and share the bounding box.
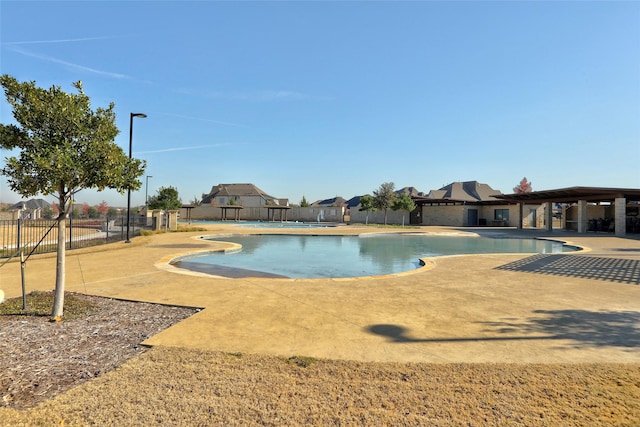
[0,216,149,259]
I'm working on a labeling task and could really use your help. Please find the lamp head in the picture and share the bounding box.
[131,113,147,119]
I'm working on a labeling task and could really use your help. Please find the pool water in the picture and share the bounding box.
[182,220,337,228]
[173,233,576,279]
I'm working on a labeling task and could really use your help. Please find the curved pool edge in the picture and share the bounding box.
[155,248,440,281]
[154,232,585,281]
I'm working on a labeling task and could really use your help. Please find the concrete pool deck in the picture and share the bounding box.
[1,225,639,363]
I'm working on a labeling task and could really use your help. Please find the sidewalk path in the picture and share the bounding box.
[1,225,638,363]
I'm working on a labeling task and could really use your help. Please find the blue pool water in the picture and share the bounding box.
[182,220,337,228]
[173,233,576,279]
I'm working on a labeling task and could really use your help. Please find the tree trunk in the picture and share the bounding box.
[51,217,66,319]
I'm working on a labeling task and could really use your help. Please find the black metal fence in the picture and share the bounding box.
[0,216,149,259]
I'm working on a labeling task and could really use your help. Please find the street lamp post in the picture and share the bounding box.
[126,112,147,243]
[145,175,153,205]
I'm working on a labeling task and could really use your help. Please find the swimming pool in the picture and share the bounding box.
[182,220,337,229]
[173,233,577,279]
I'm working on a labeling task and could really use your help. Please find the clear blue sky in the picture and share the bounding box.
[1,1,639,208]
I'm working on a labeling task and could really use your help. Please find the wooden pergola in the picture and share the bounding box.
[180,205,195,224]
[266,205,291,222]
[219,205,243,221]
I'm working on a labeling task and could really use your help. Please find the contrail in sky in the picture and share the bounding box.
[136,144,233,154]
[3,36,119,45]
[9,47,131,79]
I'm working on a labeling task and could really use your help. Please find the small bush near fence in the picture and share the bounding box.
[0,217,148,259]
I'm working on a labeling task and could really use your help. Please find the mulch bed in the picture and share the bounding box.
[0,293,198,409]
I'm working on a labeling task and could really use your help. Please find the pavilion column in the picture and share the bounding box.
[545,202,553,231]
[168,210,179,231]
[152,210,163,231]
[577,200,588,233]
[615,197,626,237]
[517,203,523,229]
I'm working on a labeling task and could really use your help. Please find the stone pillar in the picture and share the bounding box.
[152,210,163,231]
[615,197,626,237]
[168,210,179,231]
[145,209,154,227]
[545,202,553,232]
[517,203,523,229]
[577,200,588,233]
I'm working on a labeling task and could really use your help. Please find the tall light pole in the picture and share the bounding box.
[145,175,153,205]
[126,112,147,243]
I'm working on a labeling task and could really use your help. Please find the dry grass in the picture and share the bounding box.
[1,348,639,426]
[1,294,639,426]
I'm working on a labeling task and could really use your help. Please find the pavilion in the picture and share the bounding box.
[495,187,640,237]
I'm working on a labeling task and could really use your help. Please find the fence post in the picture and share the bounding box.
[16,218,21,257]
[17,218,27,310]
[69,215,73,249]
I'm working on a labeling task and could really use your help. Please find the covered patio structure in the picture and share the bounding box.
[219,205,243,221]
[495,187,640,237]
[266,205,291,222]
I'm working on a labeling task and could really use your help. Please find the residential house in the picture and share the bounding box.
[3,198,52,220]
[412,181,528,227]
[201,183,287,207]
[187,183,289,221]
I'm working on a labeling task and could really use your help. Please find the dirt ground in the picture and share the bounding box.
[0,294,639,426]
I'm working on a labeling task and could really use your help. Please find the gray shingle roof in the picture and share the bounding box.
[311,196,347,207]
[10,198,51,210]
[427,181,502,202]
[201,183,277,204]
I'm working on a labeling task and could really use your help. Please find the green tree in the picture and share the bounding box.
[147,186,182,211]
[107,207,118,218]
[300,196,309,207]
[0,75,146,318]
[190,196,202,207]
[391,193,417,227]
[42,206,54,220]
[70,206,81,219]
[373,182,396,225]
[358,194,376,225]
[87,206,100,219]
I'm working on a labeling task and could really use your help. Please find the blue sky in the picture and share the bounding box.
[1,1,639,208]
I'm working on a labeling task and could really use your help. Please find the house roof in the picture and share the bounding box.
[346,196,363,208]
[11,198,51,210]
[424,181,502,203]
[311,196,347,207]
[201,183,278,204]
[396,186,426,197]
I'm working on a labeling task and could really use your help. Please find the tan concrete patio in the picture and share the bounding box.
[1,225,638,363]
